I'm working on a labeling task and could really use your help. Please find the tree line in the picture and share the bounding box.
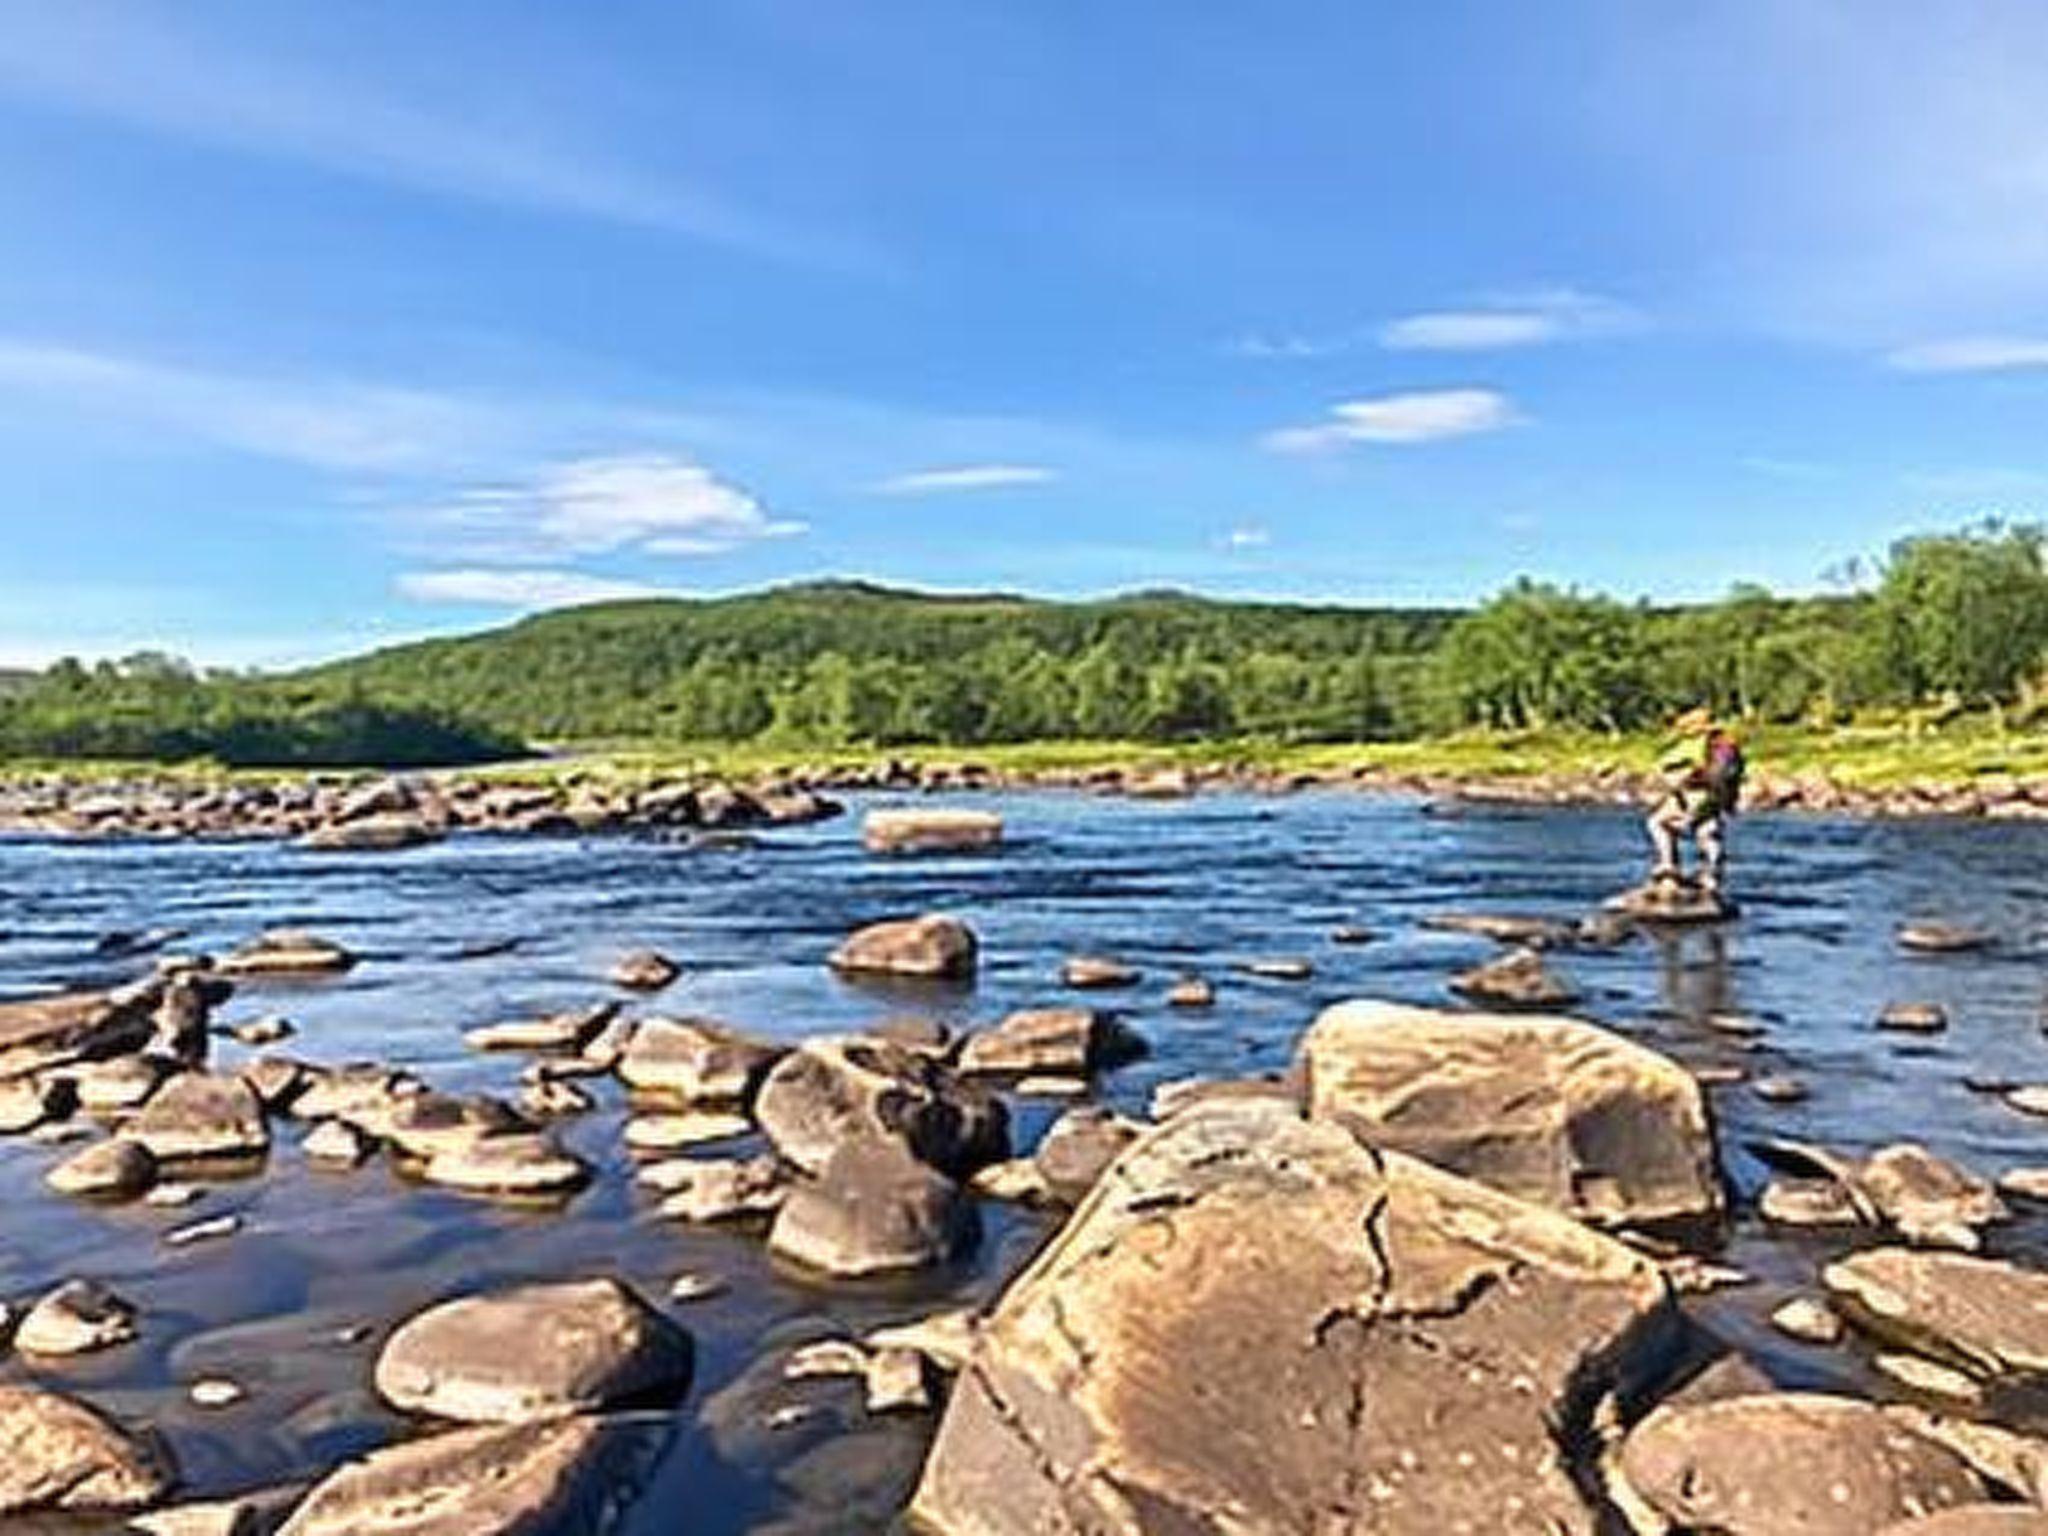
[2,523,2044,766]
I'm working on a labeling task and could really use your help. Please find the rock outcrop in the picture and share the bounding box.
[0,1385,176,1517]
[1296,1000,1723,1233]
[1824,1248,2048,1380]
[911,1098,1684,1534]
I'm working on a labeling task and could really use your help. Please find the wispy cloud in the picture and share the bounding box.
[871,463,1057,495]
[1220,524,1272,550]
[1262,389,1523,453]
[1380,289,1639,352]
[414,453,804,562]
[1224,330,1361,361]
[1884,336,2048,374]
[395,569,675,609]
[0,9,835,263]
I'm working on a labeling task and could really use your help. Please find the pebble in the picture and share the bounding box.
[1751,1074,1809,1104]
[785,1338,869,1380]
[1769,1297,1843,1345]
[189,1378,246,1409]
[144,1182,204,1208]
[1062,955,1140,990]
[669,1272,727,1303]
[1012,1076,1090,1100]
[1239,958,1314,980]
[1166,976,1215,1009]
[164,1214,242,1247]
[1876,1002,1948,1033]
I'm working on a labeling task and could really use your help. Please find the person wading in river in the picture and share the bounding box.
[1646,707,1746,899]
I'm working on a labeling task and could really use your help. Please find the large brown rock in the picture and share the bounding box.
[910,1098,1683,1534]
[1609,1393,1989,1534]
[863,808,1003,855]
[374,1279,692,1424]
[754,1034,1007,1178]
[1297,1000,1722,1232]
[126,1072,269,1162]
[1825,1248,2048,1379]
[829,914,978,980]
[615,1016,784,1105]
[0,980,161,1080]
[768,1138,978,1278]
[0,1384,176,1516]
[956,1008,1147,1078]
[275,1416,658,1536]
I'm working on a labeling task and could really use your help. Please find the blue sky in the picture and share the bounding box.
[3,1,2047,666]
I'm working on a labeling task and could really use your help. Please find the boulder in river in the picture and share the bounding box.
[464,1002,618,1054]
[217,930,355,977]
[1607,1392,1990,1534]
[1060,954,1140,990]
[829,914,979,981]
[275,1415,662,1536]
[15,1278,140,1356]
[911,1098,1684,1534]
[0,1384,176,1517]
[955,1007,1147,1078]
[653,1155,789,1223]
[609,950,679,991]
[0,1074,72,1133]
[615,1016,783,1105]
[1603,879,1737,924]
[769,1137,979,1278]
[375,1278,693,1424]
[71,1052,168,1111]
[46,1136,157,1200]
[125,1072,269,1162]
[1898,921,1995,954]
[754,1034,1008,1178]
[1449,946,1582,1008]
[863,807,1003,855]
[422,1132,591,1198]
[299,814,442,852]
[1824,1247,2048,1380]
[0,979,161,1079]
[1880,1001,1952,1033]
[1296,999,1723,1233]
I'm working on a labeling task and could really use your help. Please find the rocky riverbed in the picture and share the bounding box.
[2,790,2047,1532]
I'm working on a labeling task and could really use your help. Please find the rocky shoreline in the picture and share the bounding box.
[4,751,2048,845]
[4,838,2048,1530]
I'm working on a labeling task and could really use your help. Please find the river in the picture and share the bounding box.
[3,790,2046,1530]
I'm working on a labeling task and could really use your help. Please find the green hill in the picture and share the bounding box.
[296,580,1457,744]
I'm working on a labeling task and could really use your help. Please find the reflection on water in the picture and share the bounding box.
[2,791,2046,1528]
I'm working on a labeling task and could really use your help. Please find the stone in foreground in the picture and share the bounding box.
[911,1098,1683,1535]
[863,807,1003,855]
[769,1138,978,1278]
[754,1034,1007,1177]
[1297,999,1722,1232]
[829,914,978,980]
[1608,1392,1987,1534]
[0,1384,177,1517]
[275,1415,660,1536]
[374,1278,693,1424]
[1824,1247,2048,1380]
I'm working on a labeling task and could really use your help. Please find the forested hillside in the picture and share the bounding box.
[3,523,2044,765]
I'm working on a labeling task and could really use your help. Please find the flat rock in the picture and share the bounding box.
[218,930,355,976]
[1238,956,1314,980]
[126,1072,269,1162]
[422,1132,591,1198]
[0,1384,176,1517]
[1881,1002,1952,1033]
[1761,1176,1869,1227]
[303,1118,375,1166]
[1297,999,1722,1232]
[289,1063,420,1121]
[1999,1167,2048,1203]
[1610,1392,1988,1534]
[1603,880,1737,924]
[1060,954,1140,989]
[0,1074,72,1132]
[275,1416,659,1536]
[1165,975,1215,1009]
[16,1278,140,1356]
[1876,1352,1985,1406]
[1859,1143,2007,1246]
[615,1016,783,1104]
[1825,1247,2048,1379]
[829,915,978,981]
[0,980,161,1079]
[911,1099,1682,1535]
[1752,1073,1810,1103]
[654,1156,788,1223]
[1449,945,1581,1008]
[1899,922,1995,954]
[1771,1296,1844,1345]
[1423,910,1578,947]
[769,1138,979,1278]
[955,1007,1146,1078]
[46,1136,157,1199]
[1033,1104,1142,1205]
[300,814,442,852]
[464,1002,618,1054]
[71,1052,169,1110]
[610,950,679,990]
[623,1110,752,1152]
[754,1034,1007,1178]
[863,808,1003,855]
[374,1278,693,1424]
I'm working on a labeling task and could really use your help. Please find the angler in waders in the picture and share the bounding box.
[1646,708,1746,900]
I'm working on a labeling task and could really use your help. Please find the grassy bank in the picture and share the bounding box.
[6,720,2047,792]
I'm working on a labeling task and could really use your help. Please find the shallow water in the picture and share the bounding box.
[3,791,2047,1530]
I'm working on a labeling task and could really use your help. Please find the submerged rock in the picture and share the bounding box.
[1297,999,1722,1233]
[1608,1393,1988,1534]
[375,1278,693,1424]
[829,915,978,981]
[911,1099,1683,1534]
[0,1384,176,1517]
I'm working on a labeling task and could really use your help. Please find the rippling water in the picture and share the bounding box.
[3,791,2047,1530]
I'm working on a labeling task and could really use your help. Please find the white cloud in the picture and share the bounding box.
[872,463,1057,495]
[1884,336,2048,374]
[417,453,804,561]
[1262,389,1523,453]
[1224,331,1359,361]
[1221,525,1272,550]
[1380,289,1639,352]
[395,569,675,609]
